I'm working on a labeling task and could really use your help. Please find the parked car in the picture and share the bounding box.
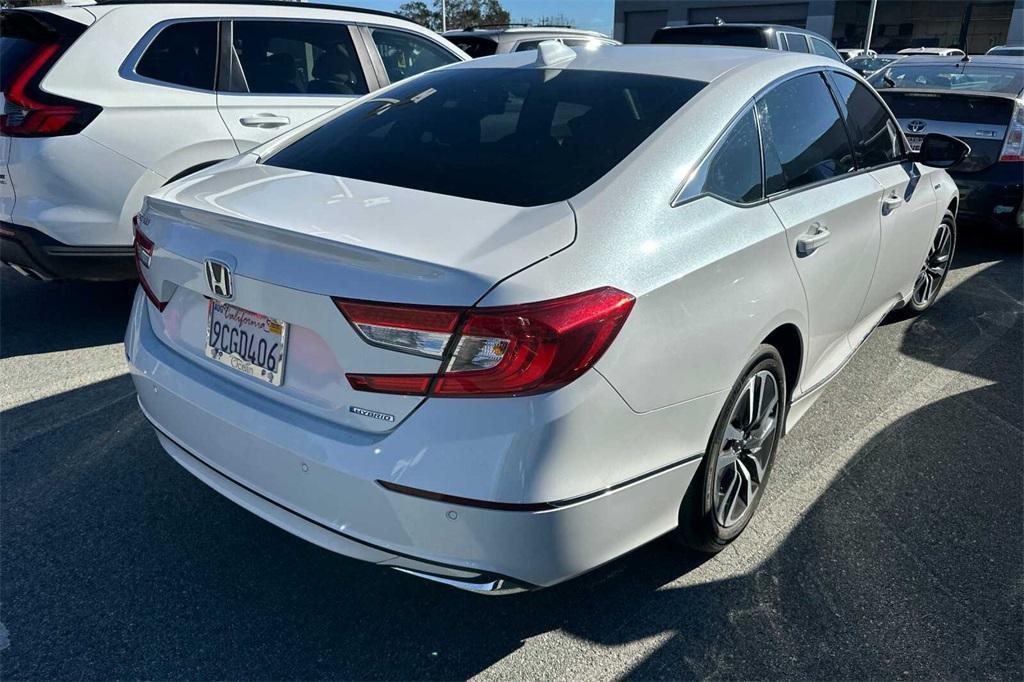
[443,24,617,57]
[986,45,1024,56]
[838,47,873,61]
[0,0,467,281]
[870,55,1023,230]
[652,22,843,61]
[846,53,901,76]
[897,47,965,57]
[126,42,963,593]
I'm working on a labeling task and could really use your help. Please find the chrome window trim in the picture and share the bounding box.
[119,17,221,93]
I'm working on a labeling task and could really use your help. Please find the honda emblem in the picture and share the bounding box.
[205,259,233,299]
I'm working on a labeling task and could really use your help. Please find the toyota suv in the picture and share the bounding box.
[0,0,466,280]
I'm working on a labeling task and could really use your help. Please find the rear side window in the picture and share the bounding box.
[446,35,497,58]
[810,36,841,60]
[830,72,903,167]
[683,108,762,204]
[652,27,768,48]
[136,21,218,90]
[757,73,854,194]
[369,27,459,83]
[227,21,367,95]
[265,68,705,206]
[781,33,809,53]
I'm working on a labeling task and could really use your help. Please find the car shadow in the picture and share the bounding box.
[0,268,137,359]
[0,243,1020,679]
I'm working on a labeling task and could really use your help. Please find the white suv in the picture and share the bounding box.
[0,0,466,280]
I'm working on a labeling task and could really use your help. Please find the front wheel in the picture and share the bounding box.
[904,211,957,316]
[677,345,787,553]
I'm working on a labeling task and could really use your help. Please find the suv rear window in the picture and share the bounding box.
[652,26,768,48]
[1,10,86,92]
[265,68,705,206]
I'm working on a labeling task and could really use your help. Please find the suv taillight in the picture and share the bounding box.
[999,100,1024,162]
[336,288,635,397]
[0,42,101,137]
[133,215,166,312]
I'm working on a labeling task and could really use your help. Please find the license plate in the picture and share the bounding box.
[906,134,924,152]
[205,300,288,386]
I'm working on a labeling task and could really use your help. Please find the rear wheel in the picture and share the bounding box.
[677,345,787,553]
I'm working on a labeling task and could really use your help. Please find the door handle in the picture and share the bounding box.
[239,114,291,129]
[796,223,831,257]
[882,192,904,214]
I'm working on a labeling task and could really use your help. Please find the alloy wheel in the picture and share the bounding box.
[714,370,780,529]
[911,222,953,308]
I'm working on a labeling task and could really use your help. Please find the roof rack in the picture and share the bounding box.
[91,0,403,20]
[461,22,575,31]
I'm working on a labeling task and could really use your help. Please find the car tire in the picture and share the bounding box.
[677,344,787,554]
[895,210,957,318]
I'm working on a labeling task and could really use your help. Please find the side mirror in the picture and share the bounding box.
[910,133,970,169]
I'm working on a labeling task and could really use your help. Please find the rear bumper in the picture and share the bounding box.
[126,289,705,591]
[0,222,135,280]
[950,162,1023,230]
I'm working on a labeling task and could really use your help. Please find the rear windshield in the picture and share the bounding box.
[445,35,497,58]
[265,68,705,206]
[870,62,1024,95]
[847,56,897,72]
[652,27,768,48]
[1,11,85,91]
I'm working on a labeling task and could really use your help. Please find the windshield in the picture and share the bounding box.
[847,56,896,72]
[988,47,1024,56]
[265,68,705,207]
[869,61,1024,95]
[652,27,768,48]
[445,35,497,58]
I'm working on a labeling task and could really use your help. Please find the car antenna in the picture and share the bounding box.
[960,53,971,63]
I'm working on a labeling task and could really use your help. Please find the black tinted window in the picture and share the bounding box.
[692,108,762,203]
[447,36,497,58]
[653,27,768,48]
[227,21,367,95]
[370,27,459,83]
[810,36,840,60]
[136,21,217,90]
[758,73,854,194]
[266,68,705,206]
[830,72,903,167]
[781,33,809,52]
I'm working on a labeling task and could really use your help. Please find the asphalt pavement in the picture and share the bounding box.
[1,228,1021,680]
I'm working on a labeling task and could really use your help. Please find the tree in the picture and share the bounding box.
[397,0,511,32]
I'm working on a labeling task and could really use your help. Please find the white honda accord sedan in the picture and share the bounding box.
[125,43,965,593]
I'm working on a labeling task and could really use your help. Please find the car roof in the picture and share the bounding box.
[451,43,845,85]
[89,0,402,19]
[444,26,611,41]
[658,23,829,38]
[889,54,1023,66]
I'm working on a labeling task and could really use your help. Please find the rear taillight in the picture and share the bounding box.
[1000,100,1024,162]
[336,287,635,397]
[0,42,101,137]
[133,215,166,312]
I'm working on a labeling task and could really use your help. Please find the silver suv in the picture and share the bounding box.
[443,24,618,57]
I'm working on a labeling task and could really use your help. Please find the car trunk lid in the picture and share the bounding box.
[137,159,576,433]
[879,90,1015,173]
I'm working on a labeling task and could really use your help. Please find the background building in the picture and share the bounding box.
[613,0,1024,52]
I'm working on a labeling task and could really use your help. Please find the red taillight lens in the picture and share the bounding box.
[0,42,101,137]
[340,287,635,397]
[133,218,166,312]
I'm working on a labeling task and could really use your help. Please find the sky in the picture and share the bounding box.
[347,0,616,37]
